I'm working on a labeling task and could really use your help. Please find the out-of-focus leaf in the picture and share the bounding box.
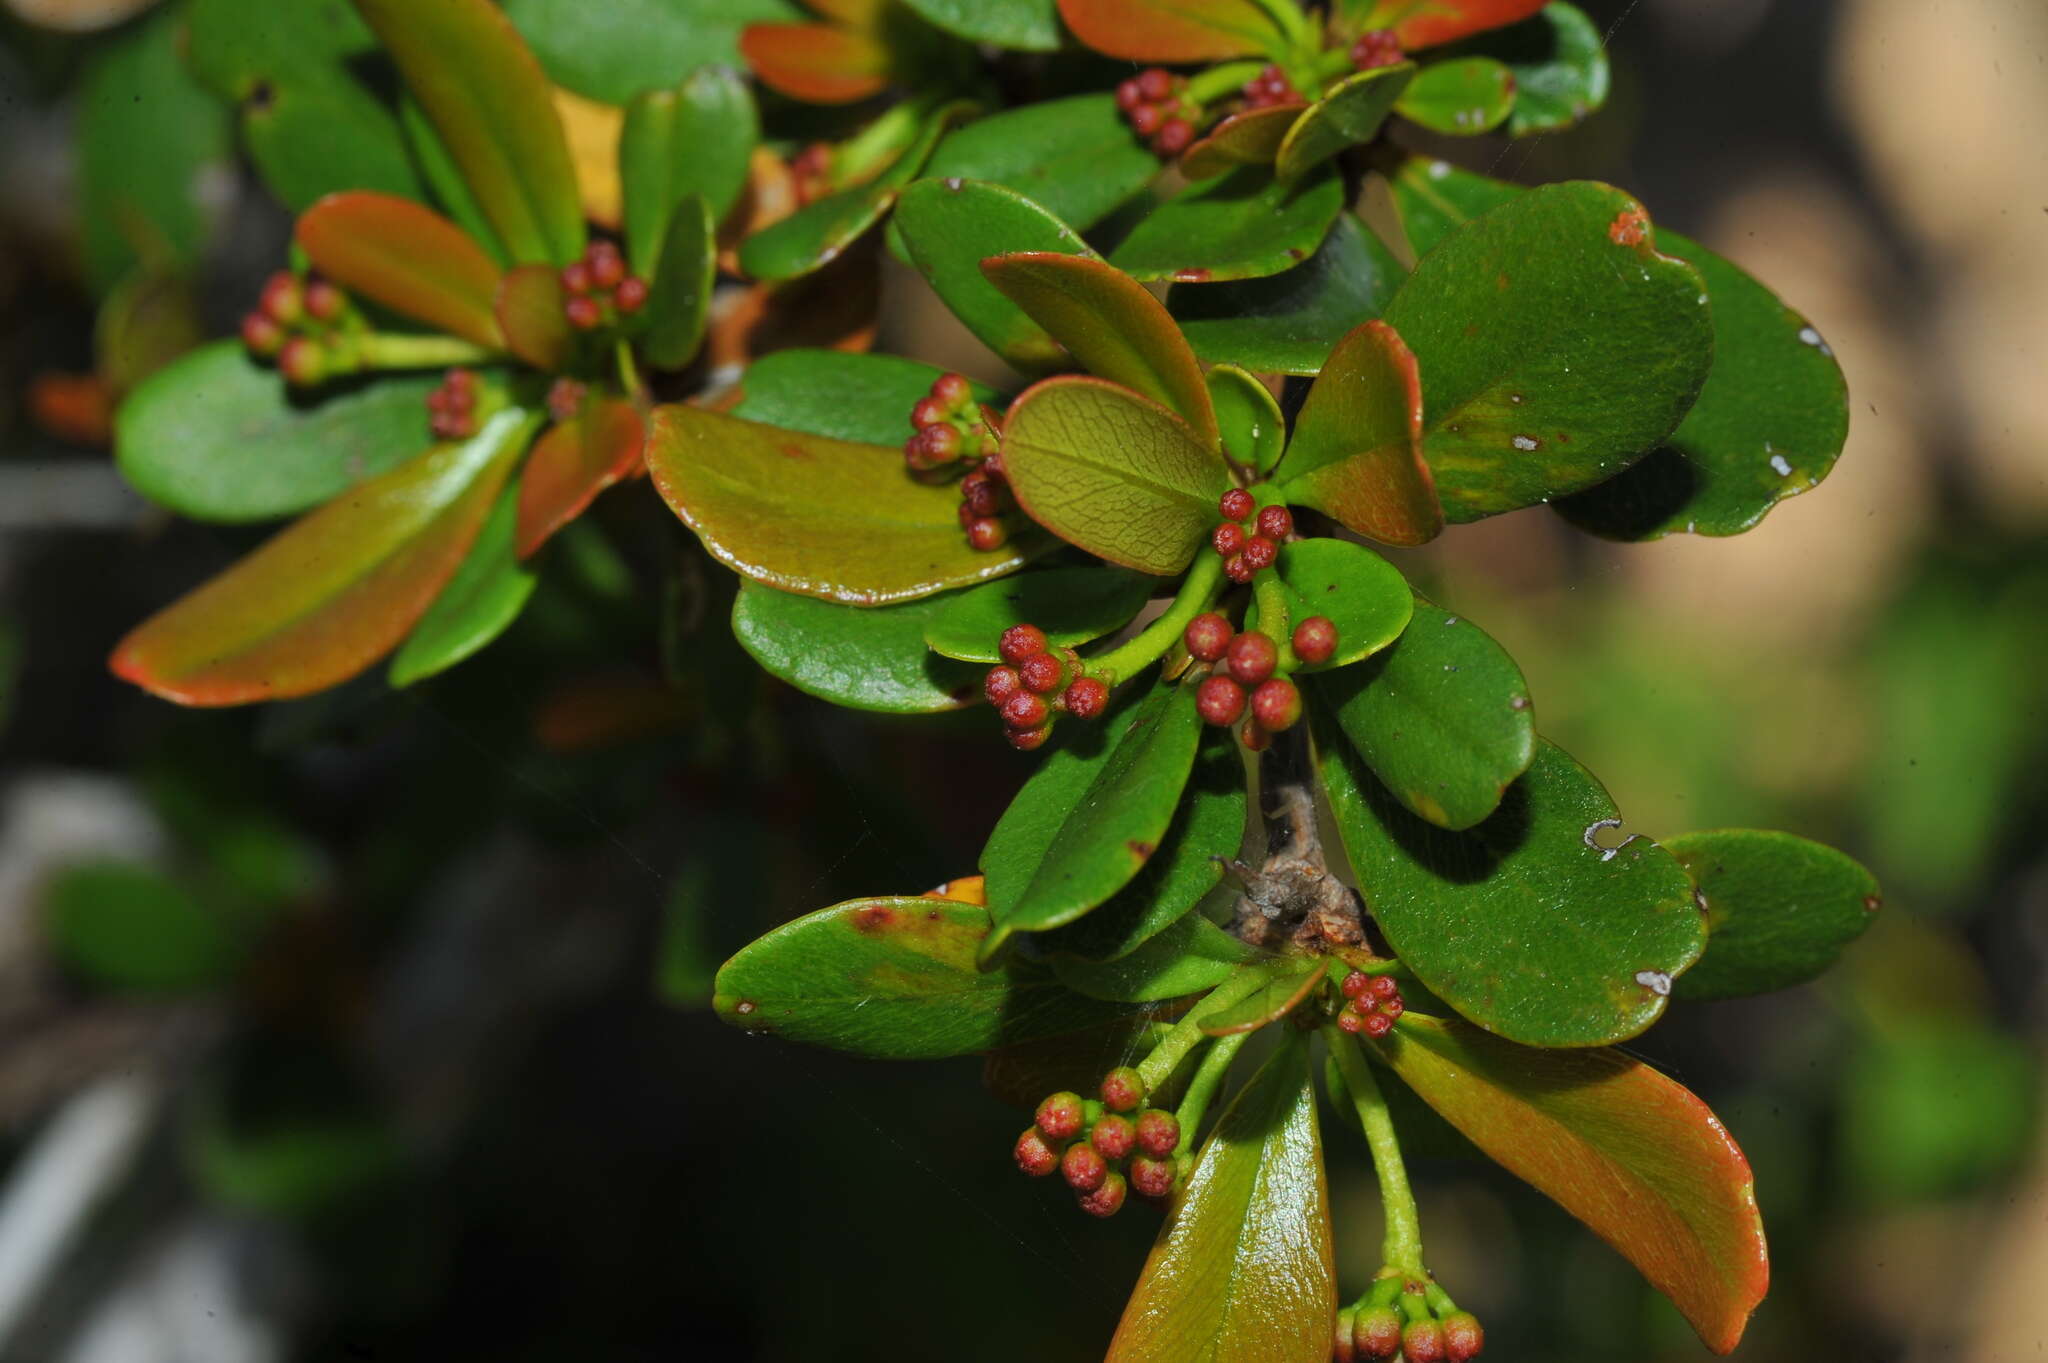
[1110,166,1345,285]
[731,581,981,713]
[646,405,1038,604]
[515,397,645,557]
[111,409,535,705]
[641,194,717,369]
[41,861,244,993]
[740,21,892,104]
[1319,733,1702,1046]
[1271,539,1413,669]
[115,342,439,523]
[1051,908,1263,1002]
[96,269,203,396]
[619,67,756,276]
[504,0,800,103]
[387,478,536,685]
[1386,153,1523,257]
[1349,0,1547,50]
[732,349,994,444]
[186,0,373,95]
[242,76,423,211]
[494,264,571,370]
[297,192,507,348]
[1840,1017,2038,1207]
[1107,1038,1333,1363]
[1476,1,1608,134]
[1665,830,1880,1000]
[1376,1014,1767,1353]
[187,1040,405,1217]
[1206,366,1285,475]
[353,0,585,265]
[919,95,1159,231]
[1058,0,1288,62]
[902,0,1058,48]
[712,896,1131,1058]
[923,565,1158,663]
[1168,214,1405,376]
[999,377,1228,574]
[1393,57,1514,135]
[894,179,1092,372]
[398,96,507,262]
[1278,319,1440,545]
[1178,105,1298,182]
[1274,63,1412,180]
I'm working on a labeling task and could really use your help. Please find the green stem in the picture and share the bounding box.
[1085,550,1225,686]
[1309,47,1357,85]
[1172,1029,1250,1154]
[614,338,643,403]
[1326,1026,1426,1276]
[1186,60,1268,106]
[1136,964,1273,1093]
[356,333,497,371]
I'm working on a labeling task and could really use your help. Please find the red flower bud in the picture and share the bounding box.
[1354,1307,1404,1359]
[303,279,345,322]
[1100,1065,1145,1113]
[1019,652,1065,694]
[1137,68,1174,102]
[1196,675,1246,726]
[277,336,325,387]
[564,295,603,330]
[587,240,625,290]
[985,666,1022,706]
[1241,534,1279,571]
[1128,1154,1176,1199]
[1134,1109,1179,1159]
[1061,1140,1108,1193]
[1293,615,1338,665]
[1015,1127,1059,1177]
[911,396,949,430]
[1402,1320,1448,1363]
[931,372,973,408]
[1063,676,1109,720]
[1002,690,1050,731]
[1219,487,1255,522]
[1034,1092,1085,1142]
[1130,103,1165,137]
[1251,677,1301,732]
[1255,504,1293,540]
[1184,612,1233,663]
[1225,631,1278,685]
[1115,78,1143,111]
[1000,624,1049,665]
[1154,118,1194,156]
[1006,722,1052,751]
[1223,553,1255,584]
[240,312,284,357]
[1442,1311,1483,1361]
[259,271,303,324]
[1077,1170,1127,1217]
[967,517,1008,551]
[1090,1113,1136,1161]
[613,276,648,313]
[560,260,594,295]
[1212,522,1247,557]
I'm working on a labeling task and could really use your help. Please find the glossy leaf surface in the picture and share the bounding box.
[515,398,645,558]
[894,179,1093,372]
[1272,539,1414,668]
[1051,909,1262,1002]
[1107,1039,1333,1363]
[1273,63,1413,181]
[1380,181,1712,520]
[740,23,891,104]
[980,682,1204,960]
[1279,319,1440,545]
[387,479,536,686]
[353,0,585,265]
[1207,366,1286,475]
[713,896,1129,1059]
[1168,214,1405,376]
[296,192,506,348]
[1483,1,1609,134]
[1316,599,1533,828]
[494,264,571,371]
[999,377,1228,574]
[1319,734,1702,1046]
[1058,0,1287,61]
[1109,166,1345,286]
[503,0,798,104]
[918,95,1159,233]
[1355,0,1548,50]
[922,566,1157,663]
[1666,830,1881,1000]
[1380,1015,1767,1353]
[1180,106,1299,182]
[1198,957,1323,1035]
[115,343,438,523]
[112,410,534,705]
[640,194,717,369]
[985,252,1218,445]
[619,67,757,276]
[646,405,1034,604]
[1386,154,1522,258]
[1393,57,1515,135]
[733,350,993,444]
[732,581,981,713]
[902,0,1059,48]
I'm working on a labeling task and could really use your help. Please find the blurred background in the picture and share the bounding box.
[0,1,2042,1359]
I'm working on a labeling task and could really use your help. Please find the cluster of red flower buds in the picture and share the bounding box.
[425,368,480,441]
[1213,488,1291,584]
[546,377,588,424]
[985,624,1110,751]
[1115,67,1201,157]
[789,142,833,206]
[1335,970,1405,1038]
[1183,607,1334,751]
[1350,29,1406,71]
[1015,1066,1183,1217]
[560,239,647,331]
[1335,1279,1484,1362]
[1241,63,1304,111]
[904,372,1012,551]
[240,271,355,388]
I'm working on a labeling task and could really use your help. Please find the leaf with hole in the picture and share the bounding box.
[923,566,1158,663]
[1278,319,1441,545]
[1109,166,1345,286]
[1168,214,1406,376]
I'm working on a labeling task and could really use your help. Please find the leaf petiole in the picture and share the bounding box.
[1135,962,1273,1093]
[1084,548,1224,685]
[1171,1028,1250,1154]
[1326,1025,1427,1277]
[357,333,498,371]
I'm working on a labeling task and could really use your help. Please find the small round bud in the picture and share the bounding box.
[1019,652,1065,694]
[1061,1140,1108,1193]
[565,295,603,330]
[547,377,586,423]
[967,517,1008,551]
[1035,1092,1085,1142]
[1292,615,1338,666]
[240,311,284,357]
[1362,1011,1394,1038]
[1251,677,1301,731]
[1336,1008,1367,1034]
[1212,522,1246,557]
[909,423,961,467]
[1402,1320,1448,1363]
[303,279,345,322]
[1223,553,1255,584]
[277,336,325,386]
[1077,1170,1127,1218]
[259,271,303,324]
[1002,690,1050,730]
[1442,1312,1483,1361]
[1255,504,1294,540]
[1115,78,1143,111]
[1369,974,1400,1000]
[1239,717,1272,752]
[1063,676,1109,720]
[931,372,972,408]
[1183,613,1233,663]
[1134,1109,1179,1159]
[1090,1113,1136,1161]
[911,396,949,430]
[984,666,1022,706]
[1000,624,1049,665]
[560,260,593,295]
[1195,675,1245,727]
[1015,1127,1059,1177]
[1128,1155,1176,1200]
[613,276,648,313]
[586,240,625,289]
[1380,995,1403,1020]
[1130,103,1164,137]
[1240,534,1279,572]
[1006,723,1052,751]
[1154,118,1194,156]
[1219,488,1255,522]
[1351,29,1405,71]
[1341,970,1372,1000]
[961,470,1003,516]
[1225,631,1278,685]
[1100,1065,1146,1113]
[1354,1307,1404,1359]
[1137,67,1174,101]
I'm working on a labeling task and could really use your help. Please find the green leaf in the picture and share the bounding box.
[1207,366,1286,475]
[1198,957,1324,1035]
[1314,598,1534,829]
[895,179,1093,372]
[1840,1018,2038,1207]
[1039,736,1248,961]
[1278,319,1441,545]
[1272,539,1414,669]
[619,66,757,277]
[1482,2,1610,135]
[640,194,717,369]
[387,478,536,686]
[1380,181,1713,521]
[398,96,507,263]
[513,397,646,556]
[712,895,1131,1059]
[1376,1015,1768,1353]
[1106,1038,1333,1363]
[1274,63,1413,181]
[77,6,233,295]
[1050,909,1263,1002]
[902,0,1059,49]
[42,861,245,993]
[187,0,374,96]
[1556,228,1850,539]
[1059,0,1290,62]
[296,191,507,348]
[353,0,585,265]
[985,252,1219,446]
[1179,106,1299,182]
[918,95,1160,233]
[1386,154,1523,259]
[112,409,537,706]
[1109,166,1345,285]
[923,565,1158,663]
[999,376,1229,574]
[504,0,800,103]
[1663,830,1880,1000]
[1168,214,1405,376]
[646,405,1038,605]
[495,263,573,373]
[732,581,982,713]
[115,342,439,523]
[980,681,1205,961]
[1394,57,1515,135]
[1318,733,1703,1046]
[242,75,424,212]
[733,349,995,444]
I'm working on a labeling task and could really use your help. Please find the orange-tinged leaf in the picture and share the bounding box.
[1377,1015,1769,1353]
[1179,105,1299,181]
[983,252,1218,448]
[297,192,506,349]
[1360,0,1547,49]
[515,397,646,558]
[806,0,886,23]
[1279,320,1442,545]
[495,263,572,371]
[1058,0,1287,62]
[110,409,538,706]
[740,24,891,104]
[921,875,986,906]
[1108,1037,1334,1363]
